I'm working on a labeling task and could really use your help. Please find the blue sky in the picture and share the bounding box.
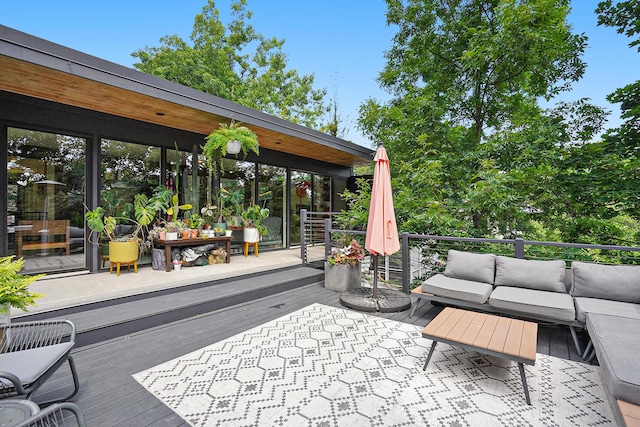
[3,0,638,148]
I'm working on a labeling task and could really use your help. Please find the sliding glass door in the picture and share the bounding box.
[7,127,87,274]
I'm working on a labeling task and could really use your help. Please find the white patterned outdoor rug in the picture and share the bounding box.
[133,304,615,426]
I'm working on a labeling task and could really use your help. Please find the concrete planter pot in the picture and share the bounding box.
[324,262,361,291]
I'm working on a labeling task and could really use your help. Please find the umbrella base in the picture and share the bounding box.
[339,287,411,313]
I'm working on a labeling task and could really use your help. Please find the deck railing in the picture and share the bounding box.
[299,210,340,264]
[301,212,640,294]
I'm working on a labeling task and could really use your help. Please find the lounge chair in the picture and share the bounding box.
[0,399,87,427]
[0,320,80,405]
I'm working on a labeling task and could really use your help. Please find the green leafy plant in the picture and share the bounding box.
[225,189,245,216]
[241,204,270,236]
[203,122,260,175]
[85,186,174,252]
[327,240,365,267]
[166,193,193,220]
[0,256,44,313]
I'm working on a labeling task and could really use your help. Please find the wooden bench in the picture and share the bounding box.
[619,400,640,427]
[17,220,70,256]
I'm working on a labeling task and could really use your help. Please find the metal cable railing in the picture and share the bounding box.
[303,215,640,293]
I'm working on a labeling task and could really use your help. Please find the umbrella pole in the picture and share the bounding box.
[372,254,379,299]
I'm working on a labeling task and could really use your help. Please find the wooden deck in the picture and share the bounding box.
[25,267,588,426]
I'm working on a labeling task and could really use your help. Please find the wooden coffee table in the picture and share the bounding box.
[422,307,538,405]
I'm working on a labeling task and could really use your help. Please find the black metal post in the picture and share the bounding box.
[402,232,410,294]
[372,254,379,299]
[515,238,525,259]
[300,209,307,262]
[324,218,332,259]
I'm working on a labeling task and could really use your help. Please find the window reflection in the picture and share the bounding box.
[258,165,286,248]
[7,128,86,273]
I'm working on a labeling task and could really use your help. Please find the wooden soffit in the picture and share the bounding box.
[0,52,371,167]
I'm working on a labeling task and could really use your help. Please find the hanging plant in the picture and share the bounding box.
[203,122,260,175]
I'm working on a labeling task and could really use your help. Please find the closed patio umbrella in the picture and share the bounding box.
[365,142,400,300]
[340,142,410,312]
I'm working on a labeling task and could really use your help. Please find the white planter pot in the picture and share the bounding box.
[173,262,182,271]
[225,230,233,237]
[166,232,178,240]
[226,140,242,155]
[243,227,260,243]
[0,303,10,324]
[324,262,362,292]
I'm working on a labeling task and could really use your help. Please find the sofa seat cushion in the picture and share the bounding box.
[443,250,496,285]
[574,297,640,323]
[572,261,640,304]
[422,274,493,304]
[587,314,640,406]
[488,286,576,322]
[495,256,567,293]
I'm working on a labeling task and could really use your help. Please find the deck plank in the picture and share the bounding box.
[31,274,586,426]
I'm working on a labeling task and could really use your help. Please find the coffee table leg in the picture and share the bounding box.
[518,362,531,405]
[423,341,438,371]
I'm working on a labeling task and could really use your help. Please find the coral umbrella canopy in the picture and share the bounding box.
[365,143,400,257]
[340,142,409,313]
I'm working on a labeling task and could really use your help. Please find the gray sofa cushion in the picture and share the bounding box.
[587,314,640,406]
[571,261,640,304]
[422,274,493,304]
[494,256,567,293]
[489,286,576,322]
[574,297,640,324]
[444,250,496,285]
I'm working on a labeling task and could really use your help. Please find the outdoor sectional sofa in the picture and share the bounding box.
[411,249,640,417]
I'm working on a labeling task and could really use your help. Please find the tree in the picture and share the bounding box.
[357,0,597,237]
[132,0,327,128]
[565,0,640,238]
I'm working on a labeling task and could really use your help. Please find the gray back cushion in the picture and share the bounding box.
[571,261,640,303]
[444,250,496,285]
[495,256,567,293]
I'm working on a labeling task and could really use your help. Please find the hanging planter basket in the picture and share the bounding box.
[203,122,260,175]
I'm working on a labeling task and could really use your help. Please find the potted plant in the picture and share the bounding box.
[85,186,173,267]
[203,122,260,176]
[0,256,44,324]
[241,204,270,243]
[172,259,183,271]
[324,239,365,292]
[149,226,167,241]
[200,203,216,230]
[225,189,245,227]
[164,222,179,240]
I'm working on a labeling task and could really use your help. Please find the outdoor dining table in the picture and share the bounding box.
[153,236,232,272]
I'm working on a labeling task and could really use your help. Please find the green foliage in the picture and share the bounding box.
[203,122,260,174]
[166,193,193,219]
[352,0,637,245]
[86,186,175,252]
[596,0,640,52]
[0,256,44,312]
[132,0,327,128]
[241,204,270,235]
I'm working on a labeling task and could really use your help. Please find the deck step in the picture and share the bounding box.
[16,266,324,347]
